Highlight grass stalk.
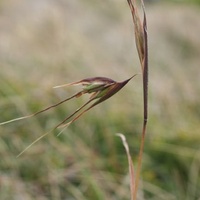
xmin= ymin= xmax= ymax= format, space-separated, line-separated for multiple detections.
xmin=126 ymin=0 xmax=148 ymax=199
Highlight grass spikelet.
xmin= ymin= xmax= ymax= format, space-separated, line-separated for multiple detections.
xmin=1 ymin=75 xmax=137 ymax=156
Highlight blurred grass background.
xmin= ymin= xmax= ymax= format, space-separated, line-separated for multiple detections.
xmin=0 ymin=0 xmax=200 ymax=199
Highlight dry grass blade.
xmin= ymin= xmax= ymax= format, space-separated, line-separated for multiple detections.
xmin=116 ymin=133 xmax=135 ymax=200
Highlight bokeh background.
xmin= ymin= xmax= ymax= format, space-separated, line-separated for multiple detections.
xmin=0 ymin=0 xmax=200 ymax=199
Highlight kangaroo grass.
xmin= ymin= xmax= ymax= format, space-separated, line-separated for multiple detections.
xmin=0 ymin=1 xmax=149 ymax=199
xmin=0 ymin=75 xmax=137 ymax=157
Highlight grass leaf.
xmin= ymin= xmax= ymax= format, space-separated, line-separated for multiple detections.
xmin=116 ymin=133 xmax=135 ymax=200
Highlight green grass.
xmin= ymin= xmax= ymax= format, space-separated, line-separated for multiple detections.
xmin=0 ymin=0 xmax=200 ymax=199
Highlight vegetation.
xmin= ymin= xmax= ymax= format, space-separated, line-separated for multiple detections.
xmin=0 ymin=0 xmax=200 ymax=199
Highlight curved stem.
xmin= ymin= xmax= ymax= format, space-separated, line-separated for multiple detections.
xmin=133 ymin=121 xmax=147 ymax=200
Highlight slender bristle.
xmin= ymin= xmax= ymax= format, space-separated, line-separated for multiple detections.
xmin=53 ymin=81 xmax=84 ymax=88
xmin=53 ymin=83 xmax=74 ymax=88
xmin=16 ymin=130 xmax=52 ymax=157
xmin=0 ymin=116 xmax=32 ymax=126
xmin=57 ymin=122 xmax=71 ymax=136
